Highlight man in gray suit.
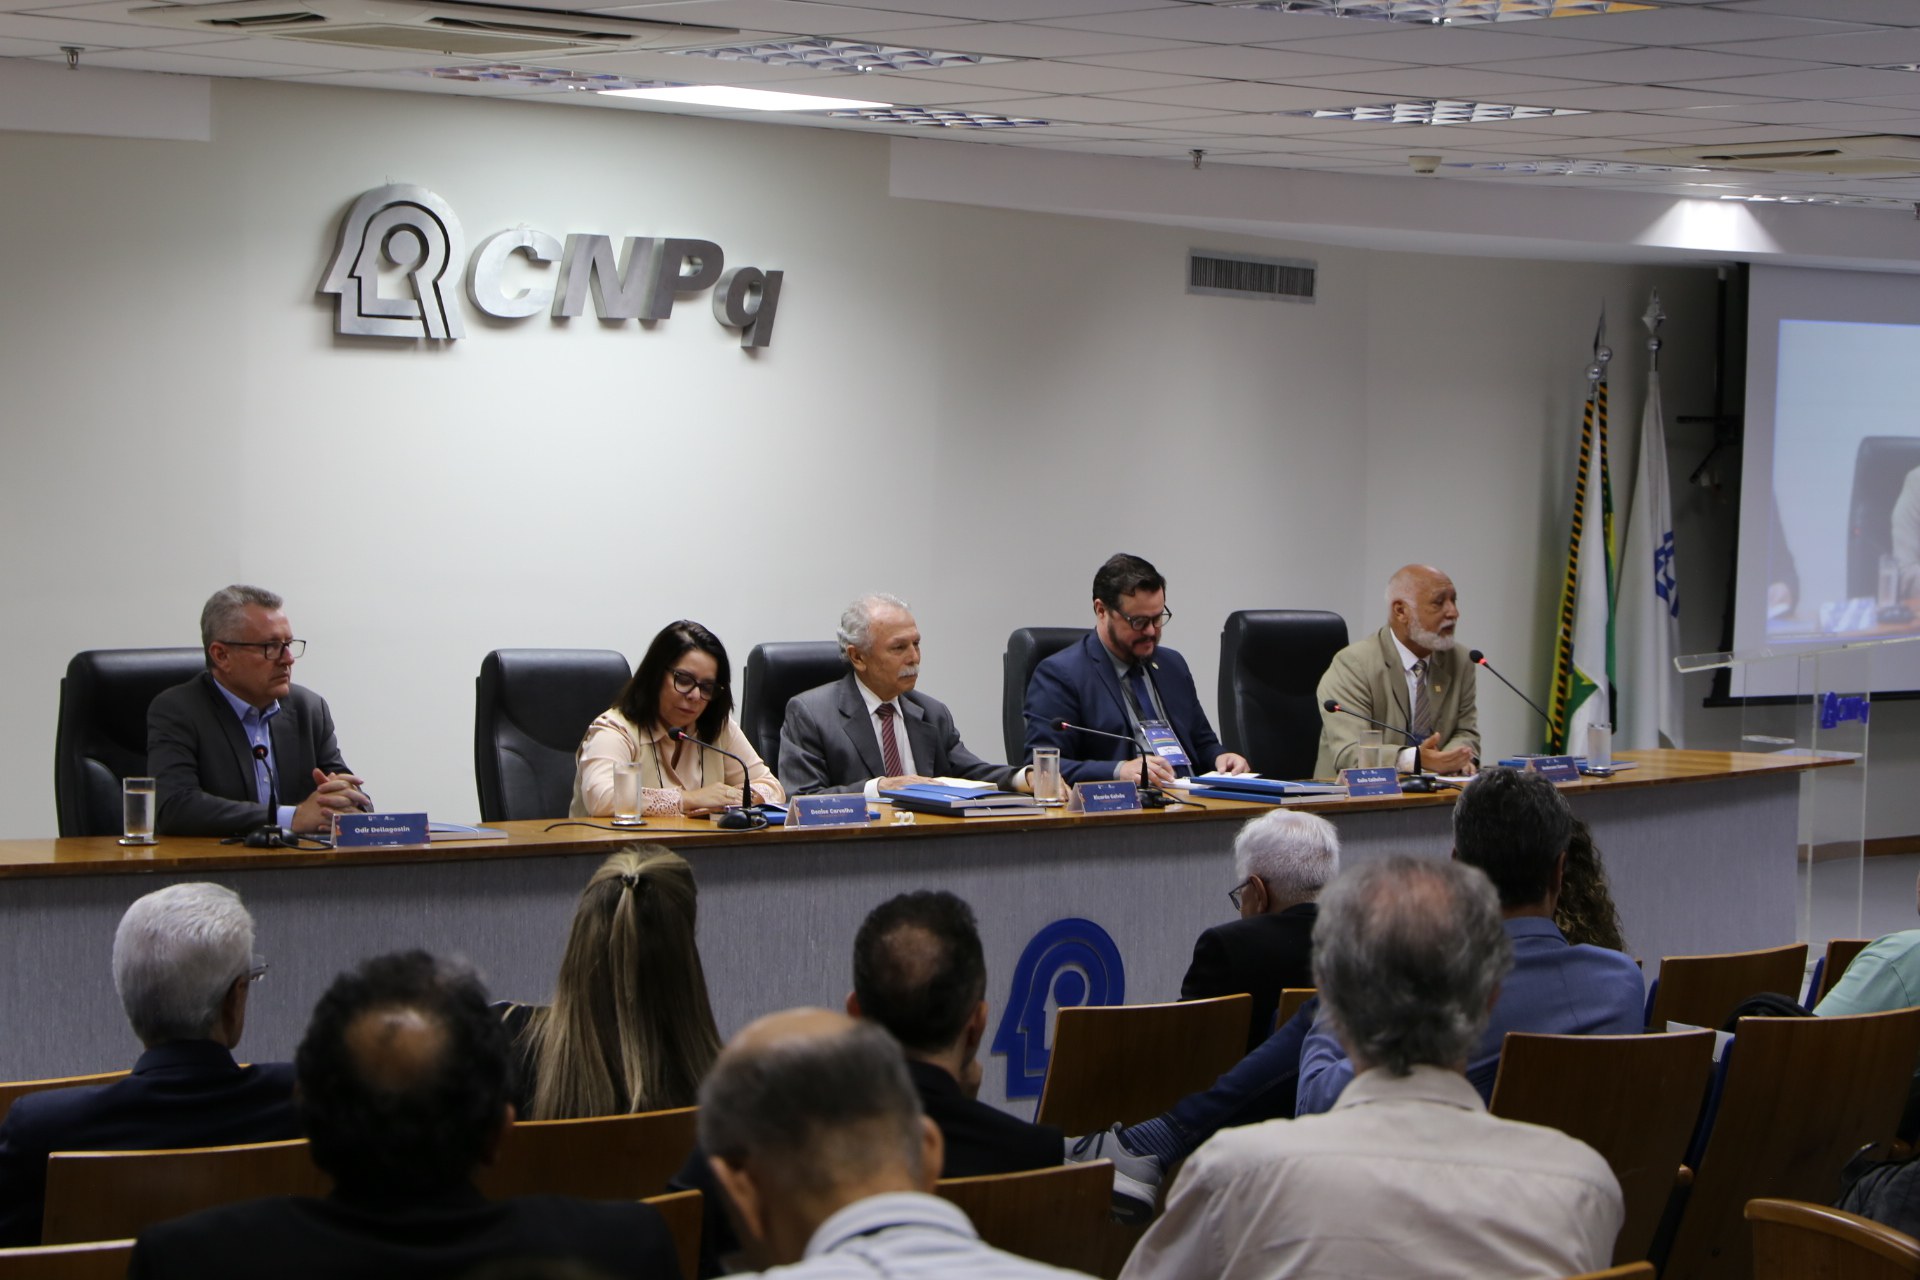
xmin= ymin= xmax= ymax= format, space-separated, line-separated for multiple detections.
xmin=147 ymin=584 xmax=370 ymax=837
xmin=1314 ymin=564 xmax=1478 ymax=778
xmin=779 ymin=594 xmax=1028 ymax=798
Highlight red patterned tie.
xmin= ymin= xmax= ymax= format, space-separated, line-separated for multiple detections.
xmin=877 ymin=703 xmax=903 ymax=776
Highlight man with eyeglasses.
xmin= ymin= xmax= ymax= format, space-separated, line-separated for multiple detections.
xmin=147 ymin=584 xmax=369 ymax=837
xmin=1023 ymin=553 xmax=1248 ymax=787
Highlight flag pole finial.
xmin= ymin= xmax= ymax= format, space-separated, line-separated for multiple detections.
xmin=1642 ymin=290 xmax=1665 ymax=370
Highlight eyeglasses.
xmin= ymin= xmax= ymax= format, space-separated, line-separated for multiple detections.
xmin=244 ymin=955 xmax=270 ymax=985
xmin=1113 ymin=608 xmax=1172 ymax=632
xmin=219 ymin=639 xmax=306 ymax=660
xmin=1227 ymin=877 xmax=1254 ymax=910
xmin=669 ymin=669 xmax=724 ymax=701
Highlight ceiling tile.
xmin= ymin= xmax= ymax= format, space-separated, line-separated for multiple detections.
xmin=838 ymin=21 xmax=1185 ymax=58
xmin=823 ymin=0 xmax=1170 ymax=20
xmin=49 ymin=42 xmax=329 ymax=73
xmin=1504 ymin=7 xmax=1880 ymax=43
xmin=1270 ymin=24 xmax=1627 ymax=63
xmin=1698 ymin=29 xmax=1920 ymax=66
xmin=585 ymin=0 xmax=970 ymax=37
xmin=1039 ymin=6 xmax=1358 ymax=45
xmin=1638 ymin=97 xmax=1920 ymax=126
xmin=1677 ymin=66 xmax=1920 ymax=99
xmin=1100 ymin=80 xmax=1390 ymax=112
xmin=896 ymin=58 xmax=1210 ymax=95
xmin=0 ymin=9 xmax=235 ymax=48
xmin=1279 ymin=68 xmax=1607 ymax=98
xmin=1475 ymin=46 xmax=1827 ymax=85
xmin=1065 ymin=43 xmax=1407 ymax=80
xmin=1507 ymin=84 xmax=1782 ymax=111
xmin=959 ymin=93 xmax=1224 ymax=125
xmin=1721 ymin=0 xmax=1920 ymax=26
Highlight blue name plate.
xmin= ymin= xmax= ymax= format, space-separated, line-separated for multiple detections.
xmin=1526 ymin=755 xmax=1581 ymax=783
xmin=333 ymin=812 xmax=429 ymax=848
xmin=1075 ymin=780 xmax=1142 ymax=813
xmin=1340 ymin=767 xmax=1402 ymax=797
xmin=788 ymin=795 xmax=873 ymax=828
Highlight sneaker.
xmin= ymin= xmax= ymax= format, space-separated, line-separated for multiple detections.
xmin=1065 ymin=1124 xmax=1164 ymax=1224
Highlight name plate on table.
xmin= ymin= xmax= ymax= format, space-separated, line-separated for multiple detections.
xmin=1525 ymin=755 xmax=1581 ymax=784
xmin=333 ymin=812 xmax=429 ymax=847
xmin=1340 ymin=767 xmax=1402 ymax=797
xmin=1071 ymin=781 xmax=1142 ymax=813
xmin=788 ymin=795 xmax=873 ymax=828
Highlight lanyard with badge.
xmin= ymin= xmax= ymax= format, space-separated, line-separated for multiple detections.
xmin=1121 ymin=664 xmax=1193 ymax=775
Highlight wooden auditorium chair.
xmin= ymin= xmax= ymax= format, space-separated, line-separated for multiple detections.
xmin=1035 ymin=994 xmax=1251 ymax=1133
xmin=642 ymin=1189 xmax=702 ymax=1280
xmin=40 ymin=1138 xmax=325 ymax=1245
xmin=1644 ymin=942 xmax=1808 ymax=1031
xmin=475 ymin=1106 xmax=699 ymax=1201
xmin=1747 ymin=1197 xmax=1920 ymax=1280
xmin=936 ymin=1161 xmax=1114 ymax=1276
xmin=0 ymin=1239 xmax=132 ymax=1280
xmin=0 ymin=1075 xmax=128 ymax=1130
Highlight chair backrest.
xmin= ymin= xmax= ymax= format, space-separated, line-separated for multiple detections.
xmin=642 ymin=1189 xmax=703 ymax=1280
xmin=936 ymin=1160 xmax=1114 ymax=1276
xmin=1748 ymin=1196 xmax=1920 ymax=1280
xmin=0 ymin=1239 xmax=133 ymax=1280
xmin=1274 ymin=988 xmax=1316 ymax=1035
xmin=41 ymin=1138 xmax=328 ymax=1245
xmin=1490 ymin=1030 xmax=1717 ymax=1266
xmin=1001 ymin=627 xmax=1089 ymax=763
xmin=53 ymin=648 xmax=205 ymax=837
xmin=1035 ymin=994 xmax=1252 ymax=1133
xmin=1848 ymin=436 xmax=1920 ymax=597
xmin=1659 ymin=1008 xmax=1920 ymax=1280
xmin=739 ymin=642 xmax=848 ymax=774
xmin=474 ymin=1106 xmax=699 ymax=1202
xmin=1216 ymin=609 xmax=1348 ymax=779
xmin=1818 ymin=938 xmax=1876 ymax=1006
xmin=0 ymin=1073 xmax=129 ymax=1130
xmin=1565 ymin=1266 xmax=1655 ymax=1280
xmin=1647 ymin=942 xmax=1808 ymax=1031
xmin=473 ymin=648 xmax=631 ymax=822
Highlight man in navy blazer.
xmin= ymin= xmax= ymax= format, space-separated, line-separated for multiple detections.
xmin=0 ymin=883 xmax=297 ymax=1246
xmin=1024 ymin=554 xmax=1249 ymax=786
xmin=146 ymin=584 xmax=370 ymax=837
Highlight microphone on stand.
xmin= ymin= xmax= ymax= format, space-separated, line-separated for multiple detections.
xmin=1050 ymin=719 xmax=1176 ymax=809
xmin=667 ymin=729 xmax=769 ymax=830
xmin=1467 ymin=650 xmax=1553 ymax=729
xmin=1320 ymin=700 xmax=1443 ymax=791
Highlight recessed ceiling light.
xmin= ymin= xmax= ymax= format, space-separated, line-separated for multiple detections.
xmin=1278 ymin=99 xmax=1588 ymax=124
xmin=1231 ymin=0 xmax=1653 ymax=23
xmin=675 ymin=38 xmax=1010 ymax=73
xmin=419 ymin=64 xmax=659 ymax=89
xmin=599 ymin=84 xmax=891 ymax=111
xmin=827 ymin=107 xmax=1051 ymax=129
xmin=1446 ymin=159 xmax=1708 ymax=175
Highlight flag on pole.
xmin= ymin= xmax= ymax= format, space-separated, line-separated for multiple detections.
xmin=1618 ymin=291 xmax=1683 ymax=748
xmin=1546 ymin=310 xmax=1616 ymax=755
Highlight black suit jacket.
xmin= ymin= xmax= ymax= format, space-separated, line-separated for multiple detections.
xmin=128 ymin=1184 xmax=678 ymax=1280
xmin=147 ymin=671 xmax=351 ymax=836
xmin=778 ymin=673 xmax=1017 ymax=796
xmin=0 ymin=1041 xmax=298 ymax=1247
xmin=1180 ymin=903 xmax=1319 ymax=1054
xmin=907 ymin=1059 xmax=1062 ymax=1178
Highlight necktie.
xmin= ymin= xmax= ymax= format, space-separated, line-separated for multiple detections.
xmin=1412 ymin=659 xmax=1432 ymax=740
xmin=1126 ymin=664 xmax=1153 ymax=717
xmin=876 ymin=703 xmax=903 ymax=776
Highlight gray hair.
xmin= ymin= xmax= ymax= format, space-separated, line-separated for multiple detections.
xmin=1313 ymin=857 xmax=1512 ymax=1077
xmin=1234 ymin=809 xmax=1339 ymax=902
xmin=836 ymin=593 xmax=911 ymax=654
xmin=112 ymin=883 xmax=255 ymax=1045
xmin=1384 ymin=565 xmax=1429 ymax=610
xmin=698 ymin=1019 xmax=924 ymax=1186
xmin=200 ymin=585 xmax=283 ymax=653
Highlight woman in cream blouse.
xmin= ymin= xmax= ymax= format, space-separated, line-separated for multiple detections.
xmin=572 ymin=620 xmax=783 ymax=818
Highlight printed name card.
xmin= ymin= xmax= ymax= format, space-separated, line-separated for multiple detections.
xmin=333 ymin=812 xmax=429 ymax=847
xmin=788 ymin=795 xmax=873 ymax=828
xmin=1526 ymin=755 xmax=1581 ymax=783
xmin=1072 ymin=781 xmax=1142 ymax=813
xmin=1339 ymin=767 xmax=1402 ymax=797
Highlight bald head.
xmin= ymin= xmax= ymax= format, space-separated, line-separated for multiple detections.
xmin=1386 ymin=564 xmax=1460 ymax=656
xmin=853 ymin=891 xmax=986 ymax=1054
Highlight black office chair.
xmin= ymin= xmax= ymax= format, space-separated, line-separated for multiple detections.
xmin=1846 ymin=436 xmax=1920 ymax=598
xmin=1217 ymin=610 xmax=1348 ymax=780
xmin=55 ymin=648 xmax=206 ymax=837
xmin=1001 ymin=627 xmax=1089 ymax=763
xmin=474 ymin=649 xmax=631 ymax=823
xmin=741 ymin=642 xmax=849 ymax=776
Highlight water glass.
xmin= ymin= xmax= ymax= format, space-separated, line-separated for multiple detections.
xmin=1031 ymin=748 xmax=1064 ymax=806
xmin=121 ymin=776 xmax=157 ymax=845
xmin=612 ymin=762 xmax=644 ymax=826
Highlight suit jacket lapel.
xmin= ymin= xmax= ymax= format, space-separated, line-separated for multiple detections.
xmin=200 ymin=673 xmax=263 ymax=800
xmin=1375 ymin=627 xmax=1412 ymax=728
xmin=1086 ymin=633 xmax=1131 ymax=724
xmin=900 ymin=696 xmax=940 ymax=777
xmin=270 ymin=696 xmax=302 ymax=800
xmin=835 ymin=675 xmax=887 ymax=778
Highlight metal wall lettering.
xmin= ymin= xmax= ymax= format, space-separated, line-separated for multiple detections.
xmin=468 ymin=228 xmax=562 ymax=319
xmin=320 ymin=184 xmax=467 ymax=340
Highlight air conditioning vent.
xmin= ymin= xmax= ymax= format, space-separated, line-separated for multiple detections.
xmin=1188 ymin=251 xmax=1316 ymax=303
xmin=1625 ymin=134 xmax=1920 ymax=177
xmin=127 ymin=0 xmax=736 ymax=57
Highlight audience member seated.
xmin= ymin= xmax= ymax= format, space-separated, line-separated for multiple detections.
xmin=1119 ymin=857 xmax=1623 ymax=1280
xmin=1296 ymin=766 xmax=1644 ymax=1113
xmin=1180 ymin=809 xmax=1338 ymax=1053
xmin=572 ymin=621 xmax=784 ymax=820
xmin=1555 ymin=817 xmax=1628 ymax=952
xmin=129 ymin=951 xmax=678 ymax=1280
xmin=1817 ymin=867 xmax=1920 ymax=1141
xmin=499 ymin=846 xmax=721 ymax=1119
xmin=0 ymin=882 xmax=297 ymax=1246
xmin=699 ymin=1008 xmax=1094 ymax=1278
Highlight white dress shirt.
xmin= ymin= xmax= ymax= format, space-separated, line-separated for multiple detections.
xmin=1389 ymin=629 xmax=1424 ymax=773
xmin=855 ymin=678 xmax=918 ymax=800
xmin=738 ymin=1192 xmax=1094 ymax=1279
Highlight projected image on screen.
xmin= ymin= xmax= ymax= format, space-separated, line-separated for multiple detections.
xmin=1769 ymin=320 xmax=1920 ymax=641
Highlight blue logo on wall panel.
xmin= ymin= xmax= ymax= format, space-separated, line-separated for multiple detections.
xmin=992 ymin=918 xmax=1125 ymax=1100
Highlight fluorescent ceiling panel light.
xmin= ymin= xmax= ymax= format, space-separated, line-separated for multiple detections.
xmin=1277 ymin=98 xmax=1588 ymax=124
xmin=675 ymin=38 xmax=1009 ymax=73
xmin=1230 ymin=0 xmax=1653 ymax=23
xmin=600 ymin=84 xmax=889 ymax=110
xmin=419 ymin=63 xmax=664 ymax=89
xmin=826 ymin=107 xmax=1050 ymax=128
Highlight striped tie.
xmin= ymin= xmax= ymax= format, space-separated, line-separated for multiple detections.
xmin=876 ymin=703 xmax=903 ymax=776
xmin=1412 ymin=660 xmax=1432 ymax=740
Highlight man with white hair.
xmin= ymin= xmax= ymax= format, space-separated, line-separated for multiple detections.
xmin=0 ymin=883 xmax=297 ymax=1246
xmin=1314 ymin=563 xmax=1479 ymax=777
xmin=1120 ymin=858 xmax=1622 ymax=1280
xmin=1182 ymin=809 xmax=1339 ymax=1054
xmin=779 ymin=594 xmax=1029 ymax=798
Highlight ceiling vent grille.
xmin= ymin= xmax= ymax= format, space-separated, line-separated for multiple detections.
xmin=1188 ymin=251 xmax=1316 ymax=303
xmin=1624 ymin=134 xmax=1920 ymax=177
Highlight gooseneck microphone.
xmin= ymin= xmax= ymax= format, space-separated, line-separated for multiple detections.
xmin=1050 ymin=719 xmax=1176 ymax=809
xmin=1320 ymin=699 xmax=1420 ymax=747
xmin=667 ymin=729 xmax=769 ymax=830
xmin=1467 ymin=650 xmax=1553 ymax=728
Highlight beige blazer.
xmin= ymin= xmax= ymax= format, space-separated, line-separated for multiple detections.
xmin=1313 ymin=626 xmax=1478 ymax=777
xmin=571 ymin=708 xmax=783 ymax=817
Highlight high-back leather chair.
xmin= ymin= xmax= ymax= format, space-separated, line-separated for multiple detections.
xmin=54 ymin=648 xmax=205 ymax=837
xmin=1217 ymin=610 xmax=1348 ymax=780
xmin=474 ymin=649 xmax=631 ymax=822
xmin=740 ymin=642 xmax=848 ymax=775
xmin=1847 ymin=436 xmax=1920 ymax=598
xmin=1001 ymin=627 xmax=1088 ymax=763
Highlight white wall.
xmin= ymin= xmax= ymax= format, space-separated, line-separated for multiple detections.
xmin=0 ymin=77 xmax=1734 ymax=837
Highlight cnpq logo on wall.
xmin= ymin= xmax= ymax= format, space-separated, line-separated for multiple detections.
xmin=318 ymin=184 xmax=784 ymax=349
